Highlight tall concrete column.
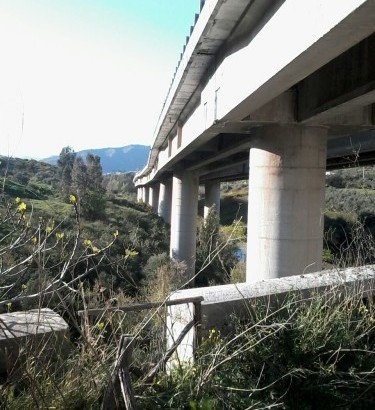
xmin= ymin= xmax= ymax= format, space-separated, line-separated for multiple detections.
xmin=246 ymin=125 xmax=327 ymax=282
xmin=170 ymin=171 xmax=199 ymax=278
xmin=148 ymin=185 xmax=159 ymax=212
xmin=143 ymin=186 xmax=149 ymax=204
xmin=204 ymin=181 xmax=221 ymax=219
xmin=137 ymin=188 xmax=142 ymax=202
xmin=148 ymin=187 xmax=154 ymax=207
xmin=158 ymin=179 xmax=172 ymax=223
xmin=151 ymin=185 xmax=159 ymax=213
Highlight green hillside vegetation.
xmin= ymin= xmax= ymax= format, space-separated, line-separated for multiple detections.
xmin=220 ymin=166 xmax=375 ymax=273
xmin=0 ymin=155 xmax=374 ymax=408
xmin=0 ymin=152 xmax=170 ymax=311
xmin=1 ymin=155 xmax=373 ymax=298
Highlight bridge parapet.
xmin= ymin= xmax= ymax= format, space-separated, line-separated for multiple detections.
xmin=167 ymin=265 xmax=375 ymax=367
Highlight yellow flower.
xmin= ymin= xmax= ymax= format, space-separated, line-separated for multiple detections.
xmin=96 ymin=322 xmax=105 ymax=331
xmin=69 ymin=194 xmax=76 ymax=204
xmin=17 ymin=202 xmax=26 ymax=212
xmin=15 ymin=197 xmax=21 ymax=204
xmin=83 ymin=239 xmax=92 ymax=247
xmin=21 ymin=284 xmax=27 ymax=291
xmin=208 ymin=328 xmax=218 ymax=340
xmin=92 ymin=246 xmax=99 ymax=254
xmin=55 ymin=232 xmax=64 ymax=241
xmin=46 ymin=226 xmax=52 ymax=234
xmin=113 ymin=230 xmax=119 ymax=238
xmin=31 ymin=237 xmax=37 ymax=244
xmin=125 ymin=249 xmax=138 ymax=258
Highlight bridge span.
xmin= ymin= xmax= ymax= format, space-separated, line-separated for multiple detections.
xmin=134 ymin=0 xmax=375 ymax=282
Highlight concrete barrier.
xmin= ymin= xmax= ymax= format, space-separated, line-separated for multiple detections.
xmin=167 ymin=265 xmax=375 ymax=366
xmin=0 ymin=308 xmax=71 ymax=378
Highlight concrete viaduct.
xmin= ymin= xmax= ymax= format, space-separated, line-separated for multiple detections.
xmin=134 ymin=0 xmax=375 ymax=282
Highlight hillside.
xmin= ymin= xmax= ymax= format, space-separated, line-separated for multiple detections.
xmin=2 ymin=154 xmax=374 ymax=272
xmin=0 ymin=154 xmax=170 ymax=308
xmin=1 ymin=158 xmax=374 ymax=409
xmin=43 ymin=144 xmax=150 ymax=173
xmin=220 ymin=166 xmax=375 ymax=269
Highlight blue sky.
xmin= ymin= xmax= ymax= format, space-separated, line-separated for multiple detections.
xmin=0 ymin=0 xmax=199 ymax=159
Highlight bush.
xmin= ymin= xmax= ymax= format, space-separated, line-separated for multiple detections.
xmin=195 ymin=208 xmax=244 ymax=287
xmin=324 ymin=215 xmax=375 ymax=268
xmin=137 ymin=287 xmax=375 ymax=409
xmin=141 ymin=253 xmax=188 ymax=301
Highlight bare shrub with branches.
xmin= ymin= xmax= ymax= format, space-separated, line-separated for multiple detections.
xmin=136 ymin=285 xmax=375 ymax=409
xmin=0 ymin=179 xmax=374 ymax=408
xmin=0 ymin=195 xmax=121 ymax=312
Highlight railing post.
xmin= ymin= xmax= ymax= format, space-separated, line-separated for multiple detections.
xmin=193 ymin=299 xmax=202 ymax=351
xmin=102 ymin=334 xmax=136 ymax=410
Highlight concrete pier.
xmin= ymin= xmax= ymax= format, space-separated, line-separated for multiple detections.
xmin=137 ymin=188 xmax=142 ymax=202
xmin=170 ymin=171 xmax=199 ymax=278
xmin=246 ymin=125 xmax=328 ymax=281
xmin=150 ymin=184 xmax=159 ymax=212
xmin=143 ymin=186 xmax=149 ymax=204
xmin=148 ymin=186 xmax=154 ymax=207
xmin=158 ymin=179 xmax=172 ymax=223
xmin=204 ymin=181 xmax=221 ymax=219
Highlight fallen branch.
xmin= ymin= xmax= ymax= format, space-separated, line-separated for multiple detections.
xmin=144 ymin=319 xmax=195 ymax=383
xmin=101 ymin=335 xmax=136 ymax=410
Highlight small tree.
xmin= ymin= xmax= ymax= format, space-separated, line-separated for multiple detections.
xmin=71 ymin=156 xmax=87 ymax=195
xmin=67 ymin=152 xmax=106 ymax=220
xmin=57 ymin=146 xmax=76 ymax=195
xmin=195 ymin=207 xmax=242 ymax=286
xmin=0 ymin=195 xmax=117 ymax=311
xmin=82 ymin=154 xmax=106 ymax=220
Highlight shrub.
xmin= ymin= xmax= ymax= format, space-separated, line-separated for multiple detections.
xmin=141 ymin=253 xmax=188 ymax=301
xmin=195 ymin=208 xmax=244 ymax=287
xmin=137 ymin=286 xmax=375 ymax=409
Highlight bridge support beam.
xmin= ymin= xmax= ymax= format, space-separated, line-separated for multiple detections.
xmin=137 ymin=188 xmax=142 ymax=202
xmin=158 ymin=179 xmax=172 ymax=224
xmin=148 ymin=187 xmax=154 ymax=207
xmin=170 ymin=171 xmax=199 ymax=279
xmin=204 ymin=181 xmax=221 ymax=219
xmin=149 ymin=185 xmax=159 ymax=212
xmin=246 ymin=125 xmax=327 ymax=282
xmin=143 ymin=186 xmax=149 ymax=204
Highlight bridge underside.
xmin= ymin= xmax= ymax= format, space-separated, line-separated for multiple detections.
xmin=152 ymin=32 xmax=375 ymax=184
xmin=135 ymin=0 xmax=375 ymax=282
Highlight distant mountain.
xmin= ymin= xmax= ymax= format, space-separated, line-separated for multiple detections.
xmin=43 ymin=144 xmax=150 ymax=173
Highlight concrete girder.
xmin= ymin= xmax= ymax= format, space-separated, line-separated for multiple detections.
xmin=135 ymin=0 xmax=375 ymax=187
xmin=297 ymin=33 xmax=375 ymax=122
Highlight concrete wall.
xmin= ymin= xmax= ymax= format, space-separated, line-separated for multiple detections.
xmin=0 ymin=308 xmax=71 ymax=377
xmin=167 ymin=265 xmax=375 ymax=366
